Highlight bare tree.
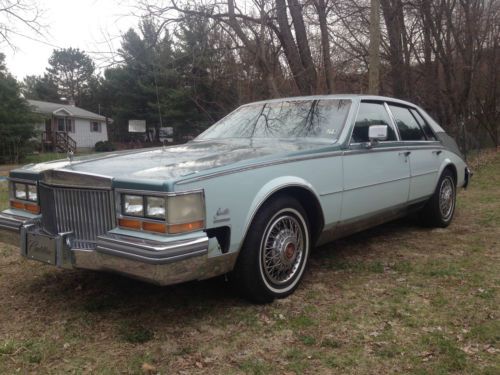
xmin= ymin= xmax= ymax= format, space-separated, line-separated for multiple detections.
xmin=0 ymin=0 xmax=44 ymax=49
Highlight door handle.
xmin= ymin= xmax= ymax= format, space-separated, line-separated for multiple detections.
xmin=399 ymin=151 xmax=411 ymax=157
xmin=433 ymin=150 xmax=442 ymax=155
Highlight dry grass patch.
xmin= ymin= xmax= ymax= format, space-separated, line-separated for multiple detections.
xmin=0 ymin=154 xmax=499 ymax=374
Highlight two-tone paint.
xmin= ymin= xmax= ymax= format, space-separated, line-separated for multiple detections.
xmin=0 ymin=95 xmax=469 ymax=286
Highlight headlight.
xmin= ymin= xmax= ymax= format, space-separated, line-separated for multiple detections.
xmin=123 ymin=195 xmax=144 ymax=216
xmin=10 ymin=181 xmax=40 ymax=213
xmin=13 ymin=182 xmax=37 ymax=202
xmin=27 ymin=185 xmax=38 ymax=201
xmin=119 ymin=191 xmax=204 ymax=234
xmin=14 ymin=183 xmax=27 ymax=200
xmin=146 ymin=196 xmax=166 ymax=219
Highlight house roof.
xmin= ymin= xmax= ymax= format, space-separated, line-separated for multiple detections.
xmin=27 ymin=99 xmax=107 ymax=121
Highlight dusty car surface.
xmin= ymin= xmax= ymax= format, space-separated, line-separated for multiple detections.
xmin=0 ymin=95 xmax=470 ymax=302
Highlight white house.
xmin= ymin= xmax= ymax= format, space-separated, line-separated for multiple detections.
xmin=28 ymin=99 xmax=110 ymax=151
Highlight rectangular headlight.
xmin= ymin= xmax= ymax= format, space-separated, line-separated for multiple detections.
xmin=123 ymin=194 xmax=144 ymax=216
xmin=146 ymin=196 xmax=166 ymax=219
xmin=14 ymin=183 xmax=27 ymax=200
xmin=27 ymin=185 xmax=38 ymax=201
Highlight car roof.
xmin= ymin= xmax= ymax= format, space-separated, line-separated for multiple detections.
xmin=241 ymin=94 xmax=446 ymax=133
xmin=244 ymin=94 xmax=418 ymax=108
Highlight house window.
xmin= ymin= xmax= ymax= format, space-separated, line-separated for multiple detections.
xmin=57 ymin=118 xmax=74 ymax=133
xmin=90 ymin=121 xmax=101 ymax=132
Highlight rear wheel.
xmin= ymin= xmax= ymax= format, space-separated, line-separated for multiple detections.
xmin=233 ymin=196 xmax=310 ymax=303
xmin=419 ymin=169 xmax=456 ymax=227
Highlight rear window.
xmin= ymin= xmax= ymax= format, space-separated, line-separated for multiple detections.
xmin=388 ymin=104 xmax=426 ymax=141
xmin=410 ymin=109 xmax=437 ymax=140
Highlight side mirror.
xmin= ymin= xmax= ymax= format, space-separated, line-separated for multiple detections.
xmin=367 ymin=125 xmax=388 ymax=146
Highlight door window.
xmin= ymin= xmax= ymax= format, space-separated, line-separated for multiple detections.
xmin=351 ymin=102 xmax=397 ymax=143
xmin=388 ymin=105 xmax=426 ymax=141
xmin=57 ymin=118 xmax=74 ymax=133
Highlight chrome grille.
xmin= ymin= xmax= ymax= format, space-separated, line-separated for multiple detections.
xmin=40 ymin=184 xmax=115 ymax=249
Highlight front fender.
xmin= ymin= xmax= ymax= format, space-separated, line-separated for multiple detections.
xmin=240 ymin=176 xmax=323 ymax=248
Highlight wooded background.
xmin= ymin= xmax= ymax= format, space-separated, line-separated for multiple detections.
xmin=1 ymin=0 xmax=499 ymax=162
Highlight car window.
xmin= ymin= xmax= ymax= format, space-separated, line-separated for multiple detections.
xmin=252 ymin=99 xmax=351 ymax=139
xmin=410 ymin=109 xmax=437 ymax=141
xmin=389 ymin=104 xmax=426 ymax=141
xmin=196 ymin=104 xmax=262 ymax=139
xmin=197 ymin=99 xmax=351 ymax=140
xmin=351 ymin=102 xmax=397 ymax=143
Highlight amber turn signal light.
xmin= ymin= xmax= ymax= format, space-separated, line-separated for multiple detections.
xmin=118 ymin=218 xmax=142 ymax=230
xmin=168 ymin=220 xmax=204 ymax=234
xmin=10 ymin=200 xmax=40 ymax=214
xmin=142 ymin=221 xmax=167 ymax=233
xmin=119 ymin=218 xmax=168 ymax=233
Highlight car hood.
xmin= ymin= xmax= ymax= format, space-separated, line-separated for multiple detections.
xmin=18 ymin=138 xmax=336 ymax=182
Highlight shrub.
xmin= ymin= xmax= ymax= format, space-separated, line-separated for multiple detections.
xmin=95 ymin=140 xmax=116 ymax=152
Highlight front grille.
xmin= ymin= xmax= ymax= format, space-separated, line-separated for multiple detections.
xmin=39 ymin=184 xmax=116 ymax=249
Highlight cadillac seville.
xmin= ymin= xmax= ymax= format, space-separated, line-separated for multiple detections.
xmin=0 ymin=95 xmax=471 ymax=303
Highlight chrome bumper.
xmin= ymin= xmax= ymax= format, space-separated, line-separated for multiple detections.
xmin=0 ymin=211 xmax=32 ymax=232
xmin=1 ymin=220 xmax=237 ymax=286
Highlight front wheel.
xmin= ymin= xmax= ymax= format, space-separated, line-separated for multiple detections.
xmin=419 ymin=169 xmax=457 ymax=227
xmin=233 ymin=196 xmax=310 ymax=303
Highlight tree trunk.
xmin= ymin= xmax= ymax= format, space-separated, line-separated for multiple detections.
xmin=316 ymin=0 xmax=335 ymax=93
xmin=380 ymin=0 xmax=406 ymax=98
xmin=275 ymin=0 xmax=313 ymax=95
xmin=287 ymin=0 xmax=317 ymax=92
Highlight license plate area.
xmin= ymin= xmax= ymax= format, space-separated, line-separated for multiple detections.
xmin=26 ymin=232 xmax=57 ymax=265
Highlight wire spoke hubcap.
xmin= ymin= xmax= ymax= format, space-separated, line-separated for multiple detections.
xmin=439 ymin=177 xmax=454 ymax=220
xmin=261 ymin=214 xmax=304 ymax=285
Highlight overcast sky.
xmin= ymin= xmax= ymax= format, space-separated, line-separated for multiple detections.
xmin=2 ymin=0 xmax=139 ymax=79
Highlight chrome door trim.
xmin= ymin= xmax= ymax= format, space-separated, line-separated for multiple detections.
xmin=344 ymin=145 xmax=444 ymax=156
xmin=384 ymin=102 xmax=402 ymax=140
xmin=342 ymin=176 xmax=409 ymax=193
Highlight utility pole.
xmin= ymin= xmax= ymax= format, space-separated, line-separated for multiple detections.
xmin=368 ymin=0 xmax=381 ymax=95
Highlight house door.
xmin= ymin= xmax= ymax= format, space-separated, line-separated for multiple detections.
xmin=45 ymin=118 xmax=52 ymax=135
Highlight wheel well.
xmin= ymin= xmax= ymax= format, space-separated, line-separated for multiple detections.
xmin=443 ymin=164 xmax=457 ymax=183
xmin=265 ymin=187 xmax=325 ymax=244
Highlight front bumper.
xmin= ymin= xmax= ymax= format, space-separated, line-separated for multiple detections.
xmin=0 ymin=215 xmax=236 ymax=285
xmin=0 ymin=211 xmax=33 ymax=231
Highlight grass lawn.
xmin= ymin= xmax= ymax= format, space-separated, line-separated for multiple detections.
xmin=0 ymin=182 xmax=7 ymax=211
xmin=0 ymin=154 xmax=498 ymax=374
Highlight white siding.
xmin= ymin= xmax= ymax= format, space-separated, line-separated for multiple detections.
xmin=72 ymin=118 xmax=108 ymax=148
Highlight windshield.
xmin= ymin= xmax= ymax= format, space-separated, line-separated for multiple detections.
xmin=196 ymin=99 xmax=351 ymax=141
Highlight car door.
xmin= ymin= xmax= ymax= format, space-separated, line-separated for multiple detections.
xmin=386 ymin=104 xmax=442 ymax=202
xmin=341 ymin=101 xmax=411 ymax=222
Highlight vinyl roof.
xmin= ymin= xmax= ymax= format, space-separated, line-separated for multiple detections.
xmin=27 ymin=99 xmax=107 ymax=121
